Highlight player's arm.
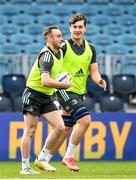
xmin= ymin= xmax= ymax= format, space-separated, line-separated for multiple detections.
xmin=38 ymin=51 xmax=71 ymax=89
xmin=89 ymin=44 xmax=106 ymax=89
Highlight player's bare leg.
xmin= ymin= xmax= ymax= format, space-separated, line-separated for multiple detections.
xmin=35 ymin=111 xmax=65 ymax=172
xmin=21 ymin=113 xmax=40 ymax=174
xmin=62 ymin=115 xmax=91 ymax=171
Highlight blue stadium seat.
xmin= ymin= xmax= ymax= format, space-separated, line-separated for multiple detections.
xmin=92 ymin=15 xmax=111 ymax=26
xmin=91 ymin=34 xmax=112 ymax=46
xmin=39 ymin=15 xmax=60 ymax=26
xmin=2 ymin=74 xmax=26 ymax=96
xmin=0 ymin=0 xmax=5 ymax=4
xmin=112 ymin=0 xmax=135 ymax=5
xmin=0 ymin=15 xmax=6 ymax=24
xmin=119 ymin=35 xmax=136 ymax=46
xmin=1 ymin=5 xmax=19 ymax=16
xmin=10 ymin=0 xmax=32 ymax=4
xmin=84 ymin=94 xmax=95 ymax=112
xmin=26 ymin=44 xmax=42 ymax=54
xmin=53 ymin=5 xmax=71 ymax=16
xmin=87 ymin=0 xmax=109 ymax=4
xmin=0 ymin=35 xmax=6 ymax=44
xmin=36 ymin=0 xmax=58 ymax=4
xmin=86 ymin=25 xmax=99 ymax=35
xmin=1 ymin=24 xmax=18 ymax=35
xmin=78 ymin=5 xmax=99 ymax=16
xmin=12 ymin=95 xmax=22 ymax=112
xmin=86 ymin=74 xmax=110 ymax=101
xmin=0 ymin=94 xmax=12 ymax=112
xmin=13 ymin=15 xmax=31 ymax=26
xmin=59 ymin=24 xmax=69 ymax=36
xmin=11 ymin=34 xmax=33 ymax=45
xmin=119 ymin=16 xmax=135 ymax=26
xmin=131 ymin=25 xmax=136 ymax=35
xmin=121 ymin=57 xmax=136 ymax=75
xmin=62 ymin=0 xmax=84 ymax=4
xmin=107 ymin=45 xmax=128 ymax=55
xmin=105 ymin=6 xmax=123 ymax=17
xmin=99 ymin=94 xmax=124 ymax=112
xmin=26 ymin=5 xmax=44 ymax=16
xmin=1 ymin=44 xmax=19 ymax=54
xmin=112 ymin=74 xmax=136 ymax=99
xmin=26 ymin=24 xmax=43 ymax=35
xmin=105 ymin=25 xmax=124 ymax=36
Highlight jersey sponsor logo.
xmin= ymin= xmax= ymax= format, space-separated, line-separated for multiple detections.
xmin=74 ymin=68 xmax=84 ymax=77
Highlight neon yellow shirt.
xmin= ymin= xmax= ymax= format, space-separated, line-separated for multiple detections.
xmin=27 ymin=47 xmax=63 ymax=95
xmin=61 ymin=40 xmax=93 ymax=94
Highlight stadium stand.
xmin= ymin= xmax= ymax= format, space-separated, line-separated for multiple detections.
xmin=0 ymin=94 xmax=12 ymax=112
xmin=86 ymin=74 xmax=110 ymax=101
xmin=0 ymin=0 xmax=136 ymax=112
xmin=84 ymin=94 xmax=95 ymax=112
xmin=99 ymin=94 xmax=124 ymax=112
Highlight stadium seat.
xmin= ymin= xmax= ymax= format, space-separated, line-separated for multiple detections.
xmin=92 ymin=15 xmax=111 ymax=26
xmin=13 ymin=15 xmax=31 ymax=26
xmin=36 ymin=0 xmax=58 ymax=4
xmin=99 ymin=94 xmax=124 ymax=112
xmin=84 ymin=94 xmax=95 ymax=112
xmin=105 ymin=6 xmax=123 ymax=17
xmin=26 ymin=24 xmax=43 ymax=35
xmin=11 ymin=34 xmax=33 ymax=45
xmin=119 ymin=16 xmax=135 ymax=26
xmin=121 ymin=57 xmax=136 ymax=75
xmin=112 ymin=0 xmax=135 ymax=5
xmin=0 ymin=0 xmax=5 ymax=4
xmin=77 ymin=5 xmax=99 ymax=16
xmin=105 ymin=25 xmax=124 ymax=36
xmin=59 ymin=24 xmax=69 ymax=36
xmin=53 ymin=5 xmax=71 ymax=16
xmin=86 ymin=25 xmax=99 ymax=36
xmin=0 ymin=15 xmax=6 ymax=24
xmin=87 ymin=0 xmax=109 ymax=4
xmin=1 ymin=5 xmax=19 ymax=16
xmin=107 ymin=45 xmax=128 ymax=55
xmin=112 ymin=74 xmax=136 ymax=96
xmin=91 ymin=34 xmax=112 ymax=46
xmin=0 ymin=35 xmax=6 ymax=44
xmin=39 ymin=15 xmax=60 ymax=26
xmin=10 ymin=0 xmax=32 ymax=4
xmin=86 ymin=74 xmax=110 ymax=101
xmin=12 ymin=95 xmax=22 ymax=112
xmin=1 ymin=44 xmax=19 ymax=54
xmin=1 ymin=24 xmax=18 ymax=35
xmin=119 ymin=35 xmax=136 ymax=46
xmin=0 ymin=94 xmax=12 ymax=112
xmin=62 ymin=0 xmax=84 ymax=4
xmin=26 ymin=5 xmax=44 ymax=16
xmin=26 ymin=44 xmax=42 ymax=54
xmin=2 ymin=74 xmax=26 ymax=96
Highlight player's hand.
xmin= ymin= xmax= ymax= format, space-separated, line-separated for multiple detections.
xmin=63 ymin=76 xmax=72 ymax=88
xmin=98 ymin=79 xmax=107 ymax=91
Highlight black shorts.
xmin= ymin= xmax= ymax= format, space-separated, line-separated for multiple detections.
xmin=56 ymin=90 xmax=84 ymax=113
xmin=22 ymin=87 xmax=58 ymax=116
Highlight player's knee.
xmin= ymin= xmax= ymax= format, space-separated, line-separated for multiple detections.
xmin=78 ymin=116 xmax=91 ymax=129
xmin=28 ymin=124 xmax=37 ymax=138
xmin=55 ymin=124 xmax=65 ymax=136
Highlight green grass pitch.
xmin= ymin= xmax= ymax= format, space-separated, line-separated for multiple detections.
xmin=0 ymin=161 xmax=136 ymax=179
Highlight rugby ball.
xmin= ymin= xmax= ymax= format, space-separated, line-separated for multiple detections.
xmin=55 ymin=72 xmax=71 ymax=82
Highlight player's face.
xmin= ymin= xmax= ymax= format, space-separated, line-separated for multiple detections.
xmin=70 ymin=20 xmax=86 ymax=40
xmin=51 ymin=29 xmax=63 ymax=49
